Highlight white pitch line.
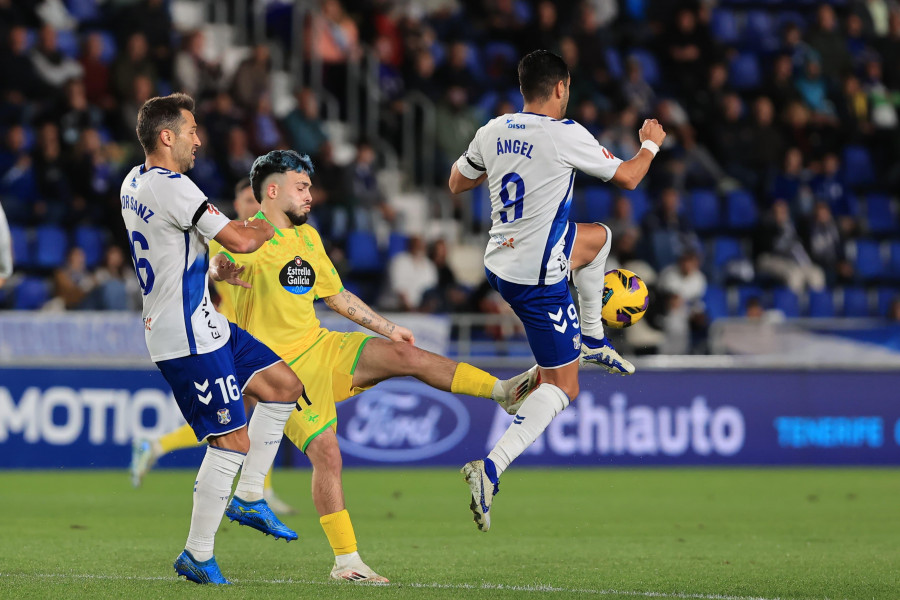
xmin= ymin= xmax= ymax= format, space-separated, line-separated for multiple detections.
xmin=0 ymin=572 xmax=844 ymax=600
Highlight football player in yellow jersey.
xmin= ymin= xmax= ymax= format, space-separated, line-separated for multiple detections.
xmin=130 ymin=179 xmax=298 ymax=514
xmin=206 ymin=150 xmax=537 ymax=583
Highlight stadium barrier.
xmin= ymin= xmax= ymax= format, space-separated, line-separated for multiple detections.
xmin=2 ymin=366 xmax=898 ymax=468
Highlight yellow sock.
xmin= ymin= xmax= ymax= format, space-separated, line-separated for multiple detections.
xmin=320 ymin=509 xmax=358 ymax=556
xmin=158 ymin=424 xmax=202 ymax=454
xmin=451 ymin=363 xmax=498 ymax=399
xmin=264 ymin=468 xmax=274 ymax=492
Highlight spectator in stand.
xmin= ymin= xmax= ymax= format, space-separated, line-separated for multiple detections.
xmin=404 ymin=50 xmax=441 ymax=103
xmin=781 ymin=23 xmax=817 ymax=74
xmin=307 ymin=0 xmax=359 ymax=97
xmin=174 ymin=30 xmax=222 ymax=101
xmin=0 ymin=125 xmax=36 ymax=220
xmin=203 ymin=91 xmax=242 ymax=164
xmin=755 ymin=199 xmax=826 ymax=295
xmin=230 ymin=44 xmax=271 ymax=112
xmin=811 ymin=152 xmax=855 ymax=231
xmin=54 ymin=78 xmax=104 ymax=149
xmin=435 ymin=41 xmax=481 ymax=101
xmin=79 ymin=33 xmax=114 ymax=110
xmin=690 ymin=62 xmax=730 ymax=145
xmin=30 ymin=24 xmax=83 ymax=91
xmin=421 ymin=239 xmax=469 ymax=314
xmin=805 ymin=4 xmax=852 ymax=84
xmin=795 ymin=58 xmax=836 ymax=119
xmin=386 ymin=235 xmax=437 ymax=312
xmin=663 ymin=6 xmax=714 ymax=98
xmin=52 ymin=247 xmax=96 ymax=310
xmin=309 ymin=141 xmax=351 ymax=241
xmin=132 ymin=0 xmax=173 ymax=80
xmin=223 ymin=126 xmax=255 ymax=190
xmin=110 ymin=32 xmax=156 ymax=102
xmin=877 ymin=12 xmax=900 ymax=89
xmin=247 ymin=94 xmax=285 ymax=155
xmin=67 ymin=128 xmax=114 ymax=226
xmin=1 ymin=26 xmax=44 ymax=108
xmin=656 ymin=249 xmax=707 ymax=354
xmin=746 ymin=96 xmax=786 ymax=194
xmin=93 ymin=245 xmax=140 ymax=310
xmin=607 ymin=193 xmax=639 ymax=246
xmin=435 ymin=85 xmax=482 ymax=166
xmin=713 ymin=93 xmax=756 ymax=190
xmin=642 ymin=187 xmax=700 ymax=263
xmin=118 ymin=74 xmax=154 ymax=142
xmin=764 ymin=54 xmax=801 ymax=116
xmin=836 ymin=74 xmax=872 ymax=142
xmin=32 ymin=122 xmax=71 ymax=224
xmin=771 ymin=147 xmax=814 ymax=215
xmin=282 ymin=88 xmax=328 ymax=159
xmin=348 ymin=140 xmax=395 ymax=232
xmin=845 ymin=13 xmax=870 ymax=66
xmin=622 ymin=56 xmax=656 ymax=117
xmin=526 ymin=1 xmax=562 ymax=56
xmin=804 ymin=201 xmax=852 ymax=287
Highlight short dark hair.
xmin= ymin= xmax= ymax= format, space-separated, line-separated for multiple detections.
xmin=135 ymin=93 xmax=195 ymax=154
xmin=234 ymin=177 xmax=251 ymax=197
xmin=249 ymin=150 xmax=315 ymax=202
xmin=518 ymin=50 xmax=570 ymax=103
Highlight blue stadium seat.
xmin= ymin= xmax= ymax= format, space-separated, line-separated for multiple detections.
xmin=55 ymin=30 xmax=79 ymax=58
xmin=650 ymin=231 xmax=678 ymax=269
xmin=711 ymin=236 xmax=744 ymax=269
xmin=582 ymin=186 xmax=612 ymax=222
xmin=471 ymin=185 xmax=491 ymax=227
xmin=865 ymin=194 xmax=897 ymax=235
xmin=772 ymin=287 xmax=800 ymax=318
xmin=729 ymin=53 xmax=762 ymax=90
xmin=703 ymin=285 xmax=729 ymax=321
xmin=66 ymin=0 xmax=100 ymax=21
xmin=74 ymin=225 xmax=105 ymax=269
xmin=737 ymin=284 xmax=763 ymax=315
xmin=14 ymin=276 xmax=49 ymax=310
xmin=725 ymin=190 xmax=758 ymax=230
xmin=877 ymin=287 xmax=899 ymax=318
xmin=621 ymin=188 xmax=649 ymax=222
xmin=484 ymin=42 xmax=518 ymax=67
xmin=346 ymin=231 xmax=383 ymax=273
xmin=628 ymin=49 xmax=660 ymax=86
xmin=853 ymin=239 xmax=884 ymax=281
xmin=605 ymin=47 xmax=623 ymax=79
xmin=34 ymin=225 xmax=69 ymax=269
xmin=888 ymin=241 xmax=900 ymax=280
xmin=476 ymin=91 xmax=499 ymax=116
xmin=842 ymin=145 xmax=875 ymax=189
xmin=743 ymin=10 xmax=779 ymax=51
xmin=387 ymin=232 xmax=408 ymax=259
xmin=96 ymin=31 xmax=117 ymax=64
xmin=9 ymin=225 xmax=30 ymax=270
xmin=710 ymin=9 xmax=740 ymax=44
xmin=688 ymin=189 xmax=720 ymax=232
xmin=807 ymin=290 xmax=836 ymax=318
xmin=842 ymin=287 xmax=871 ymax=317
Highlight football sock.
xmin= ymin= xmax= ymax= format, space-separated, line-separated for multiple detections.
xmin=320 ymin=509 xmax=358 ymax=556
xmin=263 ymin=467 xmax=274 ymax=492
xmin=159 ymin=423 xmax=203 ymax=454
xmin=185 ymin=446 xmax=244 ymax=562
xmin=234 ymin=401 xmax=294 ymax=502
xmin=572 ymin=223 xmax=612 ymax=340
xmin=487 ymin=383 xmax=570 ymax=476
xmin=451 ymin=363 xmax=499 ymax=399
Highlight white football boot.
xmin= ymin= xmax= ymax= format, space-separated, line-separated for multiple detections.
xmin=493 ymin=364 xmax=540 ymax=415
xmin=330 ymin=552 xmax=389 ymax=584
xmin=461 ymin=459 xmax=499 ymax=532
xmin=579 ymin=334 xmax=635 ymax=375
xmin=130 ymin=439 xmax=160 ymax=488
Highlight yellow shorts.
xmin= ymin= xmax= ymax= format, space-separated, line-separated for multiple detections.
xmin=282 ymin=330 xmax=373 ymax=452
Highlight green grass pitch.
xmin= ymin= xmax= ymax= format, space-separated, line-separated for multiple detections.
xmin=0 ymin=467 xmax=897 ymax=599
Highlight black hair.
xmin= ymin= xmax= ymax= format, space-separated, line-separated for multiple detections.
xmin=518 ymin=49 xmax=570 ymax=103
xmin=135 ymin=93 xmax=195 ymax=154
xmin=249 ymin=150 xmax=315 ymax=202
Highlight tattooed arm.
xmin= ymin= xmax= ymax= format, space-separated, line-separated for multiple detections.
xmin=322 ymin=289 xmax=415 ymax=344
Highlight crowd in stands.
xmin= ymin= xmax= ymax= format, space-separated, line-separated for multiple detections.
xmin=1 ymin=0 xmax=899 ymax=355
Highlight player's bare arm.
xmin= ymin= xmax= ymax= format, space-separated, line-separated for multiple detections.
xmin=610 ymin=118 xmax=667 ymax=190
xmin=209 ymin=252 xmax=250 ymax=288
xmin=322 ymin=289 xmax=415 ymax=344
xmin=213 ymin=218 xmax=274 ymax=254
xmin=448 ymin=165 xmax=487 ymax=194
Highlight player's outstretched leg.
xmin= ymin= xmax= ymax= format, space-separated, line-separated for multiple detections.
xmin=131 ymin=424 xmax=203 ymax=487
xmin=174 ymin=550 xmax=231 ymax=585
xmin=571 ymin=223 xmax=634 ymax=375
xmin=494 ymin=364 xmax=540 ymax=415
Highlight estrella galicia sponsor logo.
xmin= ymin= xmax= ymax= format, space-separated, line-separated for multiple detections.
xmin=336 ymin=380 xmax=470 ymax=462
xmin=279 ymin=256 xmax=315 ymax=294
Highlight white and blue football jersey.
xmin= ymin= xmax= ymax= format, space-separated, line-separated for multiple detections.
xmin=456 ymin=112 xmax=623 ymax=285
xmin=120 ymin=165 xmax=231 ymax=362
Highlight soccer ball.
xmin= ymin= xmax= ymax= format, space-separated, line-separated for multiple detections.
xmin=600 ymin=269 xmax=649 ymax=329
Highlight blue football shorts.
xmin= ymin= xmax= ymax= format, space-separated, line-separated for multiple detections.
xmin=156 ymin=322 xmax=282 ymax=442
xmin=486 ymin=224 xmax=581 ymax=369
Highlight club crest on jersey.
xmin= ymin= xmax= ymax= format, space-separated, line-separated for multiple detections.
xmin=279 ymin=256 xmax=316 ymax=295
xmin=217 ymin=409 xmax=231 ymax=425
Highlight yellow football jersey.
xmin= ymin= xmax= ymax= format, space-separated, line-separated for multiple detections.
xmin=209 ymin=211 xmax=343 ymax=362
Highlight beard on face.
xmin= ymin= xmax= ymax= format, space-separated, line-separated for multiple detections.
xmin=286 ymin=208 xmax=308 ymax=226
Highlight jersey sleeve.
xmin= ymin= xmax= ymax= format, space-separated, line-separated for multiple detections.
xmin=309 ymin=229 xmax=343 ymax=299
xmin=455 ymin=123 xmax=488 ymax=180
xmin=556 ymin=122 xmax=624 ymax=182
xmin=161 ymin=176 xmax=230 ymax=239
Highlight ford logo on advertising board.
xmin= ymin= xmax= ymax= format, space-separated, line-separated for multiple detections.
xmin=336 ymin=380 xmax=470 ymax=462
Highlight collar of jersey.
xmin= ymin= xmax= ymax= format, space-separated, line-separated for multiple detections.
xmin=139 ymin=164 xmax=177 ymax=175
xmin=253 ymin=210 xmax=302 ymax=238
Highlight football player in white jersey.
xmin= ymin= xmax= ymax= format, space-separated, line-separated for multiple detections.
xmin=449 ymin=50 xmax=666 ymax=532
xmin=121 ymin=93 xmax=305 ymax=583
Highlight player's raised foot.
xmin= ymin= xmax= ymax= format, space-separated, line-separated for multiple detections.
xmin=130 ymin=439 xmax=159 ymax=488
xmin=225 ymin=496 xmax=298 ymax=541
xmin=263 ymin=486 xmax=298 ymax=516
xmin=493 ymin=365 xmax=540 ymax=415
xmin=173 ymin=550 xmax=231 ymax=585
xmin=330 ymin=552 xmax=389 ymax=584
xmin=579 ymin=334 xmax=635 ymax=375
xmin=461 ymin=458 xmax=499 ymax=532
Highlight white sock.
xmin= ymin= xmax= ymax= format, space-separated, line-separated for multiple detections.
xmin=234 ymin=401 xmax=295 ymax=502
xmin=487 ymin=383 xmax=570 ymax=476
xmin=335 ymin=551 xmax=361 ymax=568
xmin=185 ymin=446 xmax=244 ymax=562
xmin=572 ymin=223 xmax=612 ymax=340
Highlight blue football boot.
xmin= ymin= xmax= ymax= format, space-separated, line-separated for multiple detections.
xmin=173 ymin=550 xmax=231 ymax=585
xmin=225 ymin=496 xmax=298 ymax=541
xmin=579 ymin=334 xmax=635 ymax=375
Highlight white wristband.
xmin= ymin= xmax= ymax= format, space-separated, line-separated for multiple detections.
xmin=641 ymin=140 xmax=660 ymax=157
